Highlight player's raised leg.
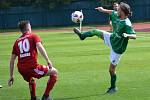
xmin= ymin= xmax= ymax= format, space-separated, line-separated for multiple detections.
xmin=42 ymin=67 xmax=58 ymax=100
xmin=73 ymin=28 xmax=104 ymax=40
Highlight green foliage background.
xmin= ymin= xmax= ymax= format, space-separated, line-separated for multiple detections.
xmin=0 ymin=0 xmax=120 ymax=9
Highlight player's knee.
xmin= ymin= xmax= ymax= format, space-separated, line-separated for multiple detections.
xmin=109 ymin=69 xmax=114 ymax=74
xmin=29 ymin=78 xmax=35 ymax=84
xmin=109 ymin=70 xmax=116 ymax=76
xmin=54 ymin=68 xmax=58 ymax=75
xmin=109 ymin=64 xmax=116 ymax=75
xmin=51 ymin=68 xmax=58 ymax=76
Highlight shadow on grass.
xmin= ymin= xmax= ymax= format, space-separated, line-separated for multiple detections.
xmin=55 ymin=92 xmax=107 ymax=100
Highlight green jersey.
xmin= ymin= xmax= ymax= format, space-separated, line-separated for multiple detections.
xmin=109 ymin=10 xmax=119 ymax=32
xmin=110 ymin=12 xmax=136 ymax=54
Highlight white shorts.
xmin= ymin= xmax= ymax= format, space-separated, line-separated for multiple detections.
xmin=102 ymin=30 xmax=122 ymax=65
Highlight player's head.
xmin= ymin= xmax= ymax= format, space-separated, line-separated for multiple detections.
xmin=118 ymin=2 xmax=132 ymax=17
xmin=113 ymin=2 xmax=119 ymax=11
xmin=18 ymin=20 xmax=31 ymax=34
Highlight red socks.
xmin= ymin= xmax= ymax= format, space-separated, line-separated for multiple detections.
xmin=29 ymin=79 xmax=36 ymax=98
xmin=28 ymin=75 xmax=57 ymax=98
xmin=44 ymin=75 xmax=57 ymax=96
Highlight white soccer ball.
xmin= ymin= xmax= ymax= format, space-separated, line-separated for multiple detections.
xmin=71 ymin=11 xmax=84 ymax=23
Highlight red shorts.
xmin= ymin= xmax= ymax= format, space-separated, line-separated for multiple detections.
xmin=18 ymin=64 xmax=49 ymax=82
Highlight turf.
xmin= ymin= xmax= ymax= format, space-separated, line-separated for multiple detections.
xmin=0 ymin=31 xmax=150 ymax=100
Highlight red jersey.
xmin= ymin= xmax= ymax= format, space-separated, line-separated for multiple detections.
xmin=12 ymin=32 xmax=41 ymax=70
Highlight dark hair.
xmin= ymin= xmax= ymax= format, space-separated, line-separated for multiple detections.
xmin=18 ymin=20 xmax=30 ymax=32
xmin=120 ymin=2 xmax=132 ymax=16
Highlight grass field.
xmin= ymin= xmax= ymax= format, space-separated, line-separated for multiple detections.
xmin=0 ymin=30 xmax=150 ymax=100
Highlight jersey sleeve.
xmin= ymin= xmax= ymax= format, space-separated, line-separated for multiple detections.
xmin=125 ymin=25 xmax=136 ymax=35
xmin=110 ymin=10 xmax=118 ymax=20
xmin=32 ymin=34 xmax=42 ymax=43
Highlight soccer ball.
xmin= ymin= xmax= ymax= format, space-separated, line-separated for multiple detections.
xmin=71 ymin=11 xmax=84 ymax=23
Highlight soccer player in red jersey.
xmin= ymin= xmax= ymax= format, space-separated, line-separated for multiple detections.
xmin=8 ymin=20 xmax=58 ymax=100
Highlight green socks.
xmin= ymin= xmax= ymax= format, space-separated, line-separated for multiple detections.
xmin=81 ymin=29 xmax=103 ymax=39
xmin=111 ymin=74 xmax=117 ymax=88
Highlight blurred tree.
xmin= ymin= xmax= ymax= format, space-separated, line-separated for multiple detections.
xmin=0 ymin=0 xmax=126 ymax=9
xmin=0 ymin=0 xmax=78 ymax=9
xmin=0 ymin=0 xmax=11 ymax=9
xmin=100 ymin=0 xmax=120 ymax=9
xmin=34 ymin=0 xmax=77 ymax=9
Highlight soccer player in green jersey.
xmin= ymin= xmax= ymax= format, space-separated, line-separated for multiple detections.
xmin=73 ymin=2 xmax=136 ymax=93
xmin=109 ymin=2 xmax=119 ymax=31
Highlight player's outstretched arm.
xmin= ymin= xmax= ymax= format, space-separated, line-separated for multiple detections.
xmin=36 ymin=42 xmax=53 ymax=68
xmin=95 ymin=7 xmax=113 ymax=14
xmin=8 ymin=54 xmax=17 ymax=86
